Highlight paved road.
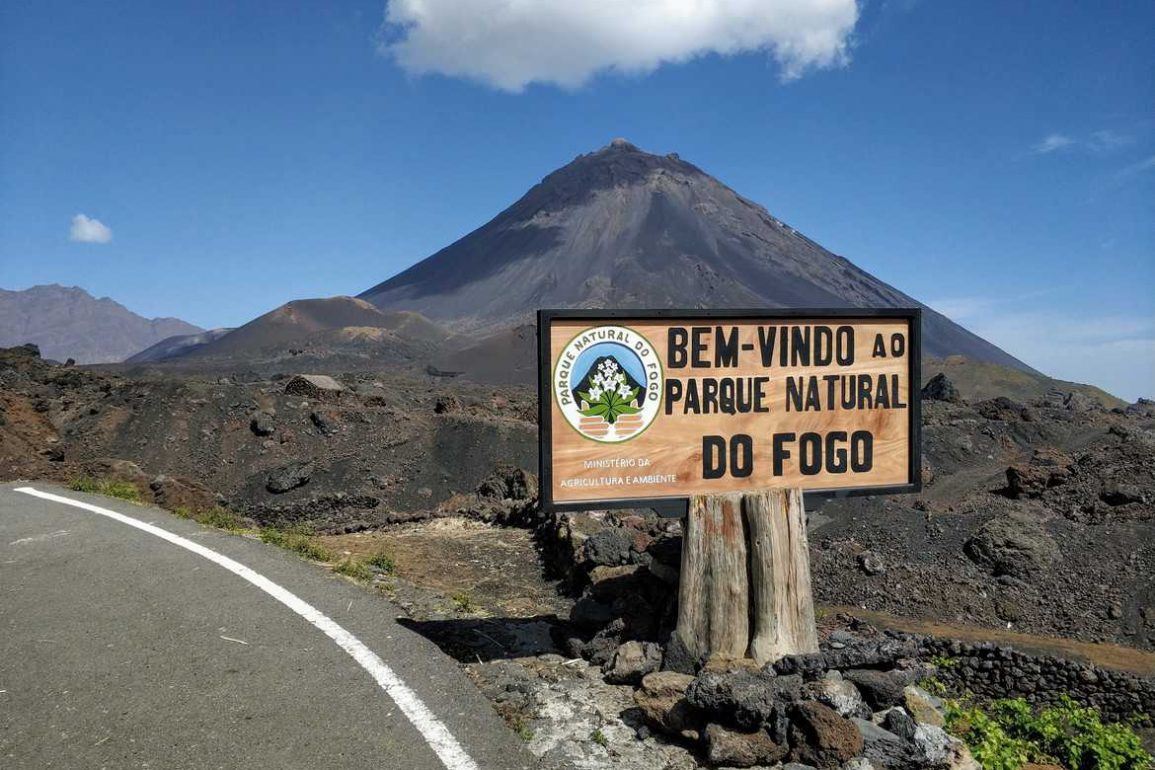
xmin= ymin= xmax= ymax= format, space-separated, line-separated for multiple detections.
xmin=0 ymin=483 xmax=535 ymax=769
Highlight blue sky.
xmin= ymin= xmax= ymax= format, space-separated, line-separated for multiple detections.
xmin=1 ymin=1 xmax=1151 ymax=399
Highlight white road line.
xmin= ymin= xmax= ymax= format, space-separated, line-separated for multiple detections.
xmin=13 ymin=486 xmax=479 ymax=770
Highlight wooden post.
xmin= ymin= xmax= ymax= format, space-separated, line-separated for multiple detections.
xmin=675 ymin=488 xmax=818 ymax=667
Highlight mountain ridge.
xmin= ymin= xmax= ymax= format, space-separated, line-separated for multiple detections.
xmin=360 ymin=139 xmax=1036 ymax=374
xmin=0 ymin=284 xmax=203 ymax=364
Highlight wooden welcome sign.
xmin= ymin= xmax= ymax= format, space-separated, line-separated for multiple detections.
xmin=538 ymin=309 xmax=922 ymax=512
xmin=537 ymin=308 xmax=921 ymax=665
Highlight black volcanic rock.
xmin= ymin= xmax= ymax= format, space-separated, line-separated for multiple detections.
xmin=361 ymin=140 xmax=1034 ymax=372
xmin=922 ymin=372 xmax=962 ymax=402
xmin=0 ymin=284 xmax=202 ymax=364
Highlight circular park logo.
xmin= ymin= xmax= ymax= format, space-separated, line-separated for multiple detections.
xmin=554 ymin=325 xmax=663 ymax=443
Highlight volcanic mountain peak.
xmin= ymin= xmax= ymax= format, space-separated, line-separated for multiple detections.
xmin=360 ymin=141 xmax=1034 ymax=373
xmin=525 ymin=138 xmax=707 ymax=207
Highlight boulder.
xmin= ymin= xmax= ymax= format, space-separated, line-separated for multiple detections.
xmin=265 ymin=462 xmax=312 ymax=494
xmin=1004 ymin=448 xmax=1072 ymax=499
xmin=476 ymin=466 xmax=538 ymax=501
xmin=858 ymin=551 xmax=886 ymax=576
xmin=704 ymin=723 xmax=787 ymax=768
xmin=914 ymin=724 xmax=980 ymax=770
xmin=902 ymin=685 xmax=945 ymax=727
xmin=976 ymin=396 xmax=1034 ymax=422
xmin=853 ymin=718 xmax=918 ymax=768
xmin=1100 ymin=481 xmax=1143 ymax=506
xmin=249 ymin=414 xmax=275 ymax=436
xmin=801 ymin=672 xmax=870 ymax=719
xmin=843 ymin=670 xmax=905 ymax=710
xmin=686 ymin=670 xmax=801 ymax=730
xmin=880 ymin=708 xmax=917 ymax=741
xmin=582 ymin=527 xmax=634 ymax=566
xmin=773 ymin=652 xmax=828 ymax=679
xmin=921 ymin=373 xmax=961 ymax=403
xmin=788 ymin=701 xmax=864 ymax=768
xmin=284 ymin=374 xmax=344 ymax=399
xmin=588 ymin=564 xmax=642 ymax=597
xmin=634 ymin=672 xmax=698 ymax=736
xmin=963 ymin=511 xmax=1058 ymax=579
xmin=603 ymin=640 xmax=662 ymax=684
xmin=309 ymin=410 xmax=339 ymax=435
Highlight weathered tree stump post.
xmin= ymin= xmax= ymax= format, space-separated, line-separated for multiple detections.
xmin=675 ymin=488 xmax=818 ymax=666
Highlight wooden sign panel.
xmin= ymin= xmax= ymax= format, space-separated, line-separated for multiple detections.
xmin=538 ymin=309 xmax=921 ymax=512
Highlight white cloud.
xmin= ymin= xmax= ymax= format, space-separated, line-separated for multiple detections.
xmin=1088 ymin=129 xmax=1132 ymax=153
xmin=381 ymin=0 xmax=860 ymax=91
xmin=1031 ymin=129 xmax=1134 ymax=157
xmin=930 ymin=295 xmax=1155 ymax=401
xmin=1032 ymin=133 xmax=1074 ymax=154
xmin=69 ymin=213 xmax=112 ymax=244
xmin=1114 ymin=154 xmax=1155 ymax=181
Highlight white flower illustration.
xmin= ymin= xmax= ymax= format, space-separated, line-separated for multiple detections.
xmin=576 ymin=355 xmax=641 ymax=427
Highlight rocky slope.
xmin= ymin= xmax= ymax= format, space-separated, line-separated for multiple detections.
xmin=2 ymin=344 xmax=1151 ymax=653
xmin=0 ymin=284 xmax=202 ymax=364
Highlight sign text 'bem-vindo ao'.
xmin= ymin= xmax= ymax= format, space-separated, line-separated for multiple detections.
xmin=538 ymin=309 xmax=921 ymax=511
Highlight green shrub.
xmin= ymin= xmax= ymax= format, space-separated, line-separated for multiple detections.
xmin=259 ymin=527 xmax=333 ymax=562
xmin=946 ymin=701 xmax=1041 ymax=770
xmin=947 ymin=696 xmax=1152 ymax=770
xmin=193 ymin=507 xmax=247 ymax=532
xmin=333 ymin=558 xmax=374 ymax=582
xmin=919 ymin=676 xmax=949 ymax=697
xmin=451 ymin=591 xmax=478 ymax=614
xmin=173 ymin=505 xmax=247 ymax=531
xmin=69 ymin=477 xmax=100 ymax=493
xmin=995 ymin=696 xmax=1150 ymax=770
xmin=365 ymin=550 xmax=396 ymax=574
xmin=69 ymin=477 xmax=142 ymax=503
xmin=510 ymin=716 xmax=533 ymax=742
